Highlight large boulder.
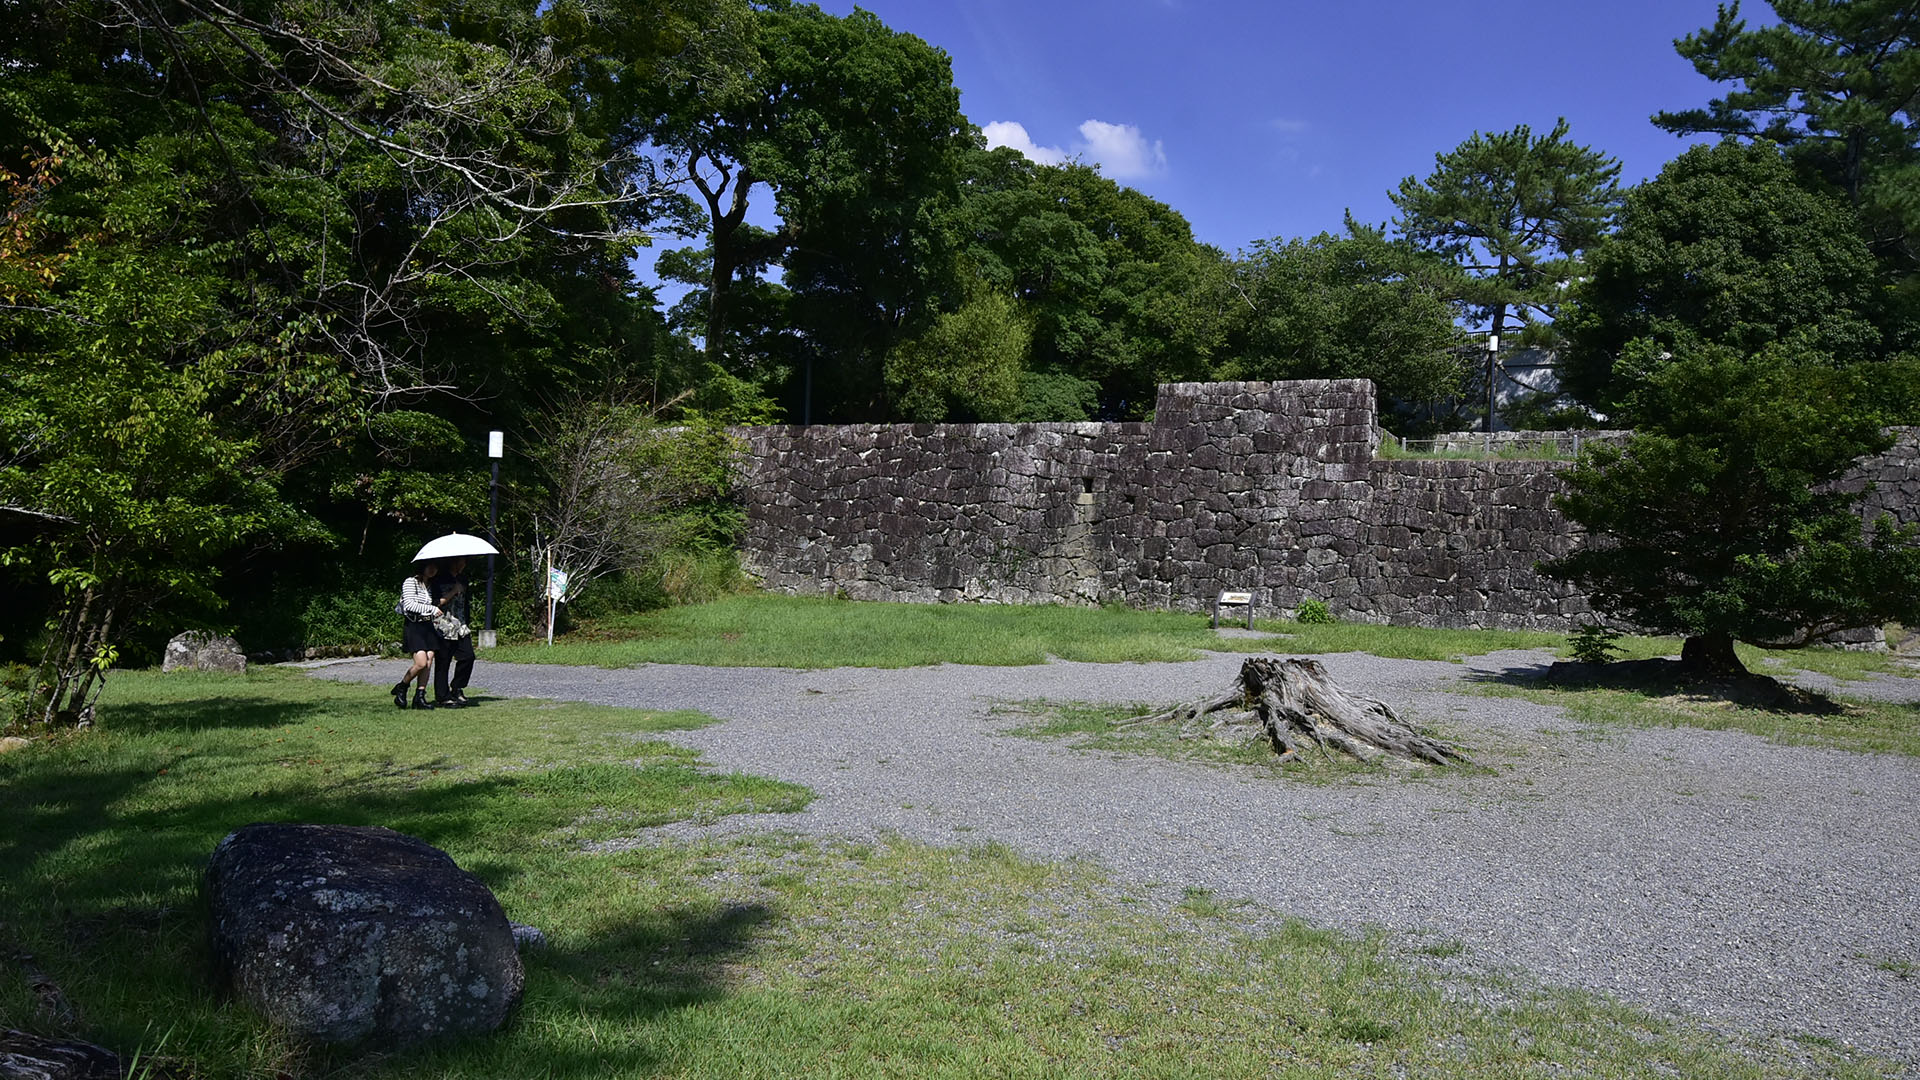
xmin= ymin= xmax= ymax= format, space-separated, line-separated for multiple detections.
xmin=204 ymin=824 xmax=524 ymax=1044
xmin=162 ymin=632 xmax=246 ymax=674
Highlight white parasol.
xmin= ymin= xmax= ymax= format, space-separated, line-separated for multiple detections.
xmin=412 ymin=533 xmax=501 ymax=562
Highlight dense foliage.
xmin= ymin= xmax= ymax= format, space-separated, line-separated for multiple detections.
xmin=1221 ymin=222 xmax=1468 ymax=430
xmin=1559 ymin=140 xmax=1886 ymax=410
xmin=1543 ymin=345 xmax=1920 ymax=671
xmin=1543 ymin=4 xmax=1920 ymax=666
xmin=1654 ymin=0 xmax=1920 ymax=279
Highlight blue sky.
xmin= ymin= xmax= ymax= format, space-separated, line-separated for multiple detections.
xmin=810 ymin=0 xmax=1752 ymax=254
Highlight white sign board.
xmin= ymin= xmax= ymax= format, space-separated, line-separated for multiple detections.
xmin=1218 ymin=591 xmax=1253 ymax=605
xmin=548 ymin=567 xmax=570 ymax=600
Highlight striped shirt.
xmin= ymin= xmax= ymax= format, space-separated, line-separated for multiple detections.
xmin=400 ymin=576 xmax=440 ymax=620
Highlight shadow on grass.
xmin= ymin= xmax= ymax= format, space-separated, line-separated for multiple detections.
xmin=0 ymin=751 xmax=785 ymax=1078
xmin=1463 ymin=657 xmax=1847 ymax=715
xmin=102 ymin=694 xmax=334 ymax=735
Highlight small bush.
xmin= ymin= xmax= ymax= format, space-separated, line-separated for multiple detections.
xmin=1569 ymin=621 xmax=1623 ymax=664
xmin=656 ymin=548 xmax=748 ymax=606
xmin=1294 ymin=599 xmax=1334 ymax=625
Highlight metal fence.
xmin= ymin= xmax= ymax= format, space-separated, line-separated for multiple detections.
xmin=1388 ymin=430 xmax=1631 ymax=459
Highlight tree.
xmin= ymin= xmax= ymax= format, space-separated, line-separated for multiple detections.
xmin=1222 ymin=222 xmax=1469 ymax=430
xmin=520 ymin=390 xmax=742 ymax=638
xmin=940 ymin=149 xmax=1233 ymax=420
xmin=1 ymin=146 xmax=295 ymax=721
xmin=0 ymin=0 xmax=682 ymax=709
xmin=1559 ymin=140 xmax=1886 ymax=410
xmin=884 ymin=288 xmax=1030 ymax=422
xmin=1542 ymin=345 xmax=1920 ymax=674
xmin=1391 ymin=119 xmax=1622 ymax=426
xmin=1653 ymin=0 xmax=1920 ymax=271
xmin=648 ymin=1 xmax=970 ymax=406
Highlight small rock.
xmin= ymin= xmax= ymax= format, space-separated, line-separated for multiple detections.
xmin=509 ymin=922 xmax=547 ymax=951
xmin=0 ymin=737 xmax=31 ymax=755
xmin=161 ymin=631 xmax=246 ymax=674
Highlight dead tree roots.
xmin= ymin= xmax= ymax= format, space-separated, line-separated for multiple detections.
xmin=1121 ymin=657 xmax=1470 ymax=767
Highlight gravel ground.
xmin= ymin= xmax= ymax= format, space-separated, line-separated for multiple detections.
xmin=313 ymin=649 xmax=1920 ymax=1070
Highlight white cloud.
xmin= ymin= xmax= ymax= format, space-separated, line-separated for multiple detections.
xmin=1075 ymin=120 xmax=1166 ymax=179
xmin=982 ymin=118 xmax=1168 ymax=179
xmin=982 ymin=121 xmax=1068 ymax=166
xmin=1268 ymin=117 xmax=1309 ymax=135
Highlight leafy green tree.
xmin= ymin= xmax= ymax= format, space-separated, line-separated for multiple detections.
xmin=1560 ymin=140 xmax=1884 ymax=410
xmin=1391 ymin=119 xmax=1622 ymax=425
xmin=647 ymin=1 xmax=970 ymax=410
xmin=1 ymin=145 xmax=296 ymax=720
xmin=1222 ymin=222 xmax=1469 ymax=430
xmin=0 ymin=0 xmax=685 ymax=701
xmin=884 ymin=288 xmax=1030 ymax=422
xmin=1543 ymin=345 xmax=1920 ymax=674
xmin=940 ymin=149 xmax=1232 ymax=420
xmin=1654 ymin=0 xmax=1920 ymax=271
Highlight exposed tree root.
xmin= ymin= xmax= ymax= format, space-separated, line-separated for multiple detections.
xmin=1121 ymin=656 xmax=1470 ymax=766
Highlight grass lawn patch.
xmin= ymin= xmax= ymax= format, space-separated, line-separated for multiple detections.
xmin=0 ymin=668 xmax=808 ymax=1078
xmin=1247 ymin=619 xmax=1567 ymax=662
xmin=490 ymin=594 xmax=1243 ymax=668
xmin=1 ymin=668 xmax=1903 ymax=1077
xmin=1471 ymin=679 xmax=1920 ymax=757
xmin=491 ymin=593 xmax=1580 ymax=669
xmin=375 ymin=832 xmax=1900 ymax=1079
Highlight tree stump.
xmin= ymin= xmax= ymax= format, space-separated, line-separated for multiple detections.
xmin=1121 ymin=656 xmax=1470 ymax=766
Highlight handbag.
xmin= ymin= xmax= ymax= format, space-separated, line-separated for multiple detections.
xmin=433 ymin=611 xmax=471 ymax=639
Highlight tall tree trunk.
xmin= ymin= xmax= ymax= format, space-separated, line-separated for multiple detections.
xmin=1680 ymin=632 xmax=1747 ymax=676
xmin=690 ymin=152 xmax=756 ymax=369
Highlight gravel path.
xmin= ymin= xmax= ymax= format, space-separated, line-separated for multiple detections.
xmin=313 ymin=650 xmax=1920 ymax=1069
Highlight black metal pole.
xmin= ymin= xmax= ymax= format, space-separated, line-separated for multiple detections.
xmin=1484 ymin=341 xmax=1495 ymax=434
xmin=485 ymin=457 xmax=499 ymax=633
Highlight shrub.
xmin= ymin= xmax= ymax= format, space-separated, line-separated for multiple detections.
xmin=1294 ymin=599 xmax=1334 ymax=625
xmin=1569 ymin=621 xmax=1623 ymax=664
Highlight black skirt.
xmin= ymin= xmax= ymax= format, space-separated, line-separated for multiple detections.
xmin=402 ymin=619 xmax=442 ymax=654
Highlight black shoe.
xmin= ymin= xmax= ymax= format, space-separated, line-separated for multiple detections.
xmin=449 ymin=691 xmax=471 ymax=706
xmin=392 ymin=682 xmax=410 ymax=709
xmin=413 ymin=689 xmax=434 ymax=710
xmin=437 ymin=697 xmax=463 ymax=709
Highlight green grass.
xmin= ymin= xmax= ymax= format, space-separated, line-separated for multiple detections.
xmin=0 ymin=669 xmax=1900 ymax=1077
xmin=1473 ymin=679 xmax=1920 ymax=757
xmin=494 ymin=593 xmax=1581 ymax=668
xmin=1251 ymin=618 xmax=1568 ymax=661
xmin=494 ymin=594 xmax=1243 ymax=668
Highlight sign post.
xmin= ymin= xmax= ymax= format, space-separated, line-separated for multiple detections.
xmin=1213 ymin=589 xmax=1255 ymax=630
xmin=545 ymin=559 xmax=568 ymax=646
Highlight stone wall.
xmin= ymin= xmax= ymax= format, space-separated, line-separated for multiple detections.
xmin=1841 ymin=426 xmax=1920 ymax=529
xmin=736 ymin=380 xmax=1919 ymax=632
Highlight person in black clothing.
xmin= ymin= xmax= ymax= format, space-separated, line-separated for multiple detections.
xmin=391 ymin=561 xmax=443 ymax=710
xmin=430 ymin=556 xmax=476 ymax=707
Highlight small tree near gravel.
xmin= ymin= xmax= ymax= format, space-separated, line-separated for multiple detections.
xmin=521 ymin=389 xmax=742 ymax=636
xmin=1542 ymin=344 xmax=1920 ymax=675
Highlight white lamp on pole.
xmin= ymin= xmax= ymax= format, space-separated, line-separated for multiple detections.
xmin=481 ymin=431 xmax=503 ymax=648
